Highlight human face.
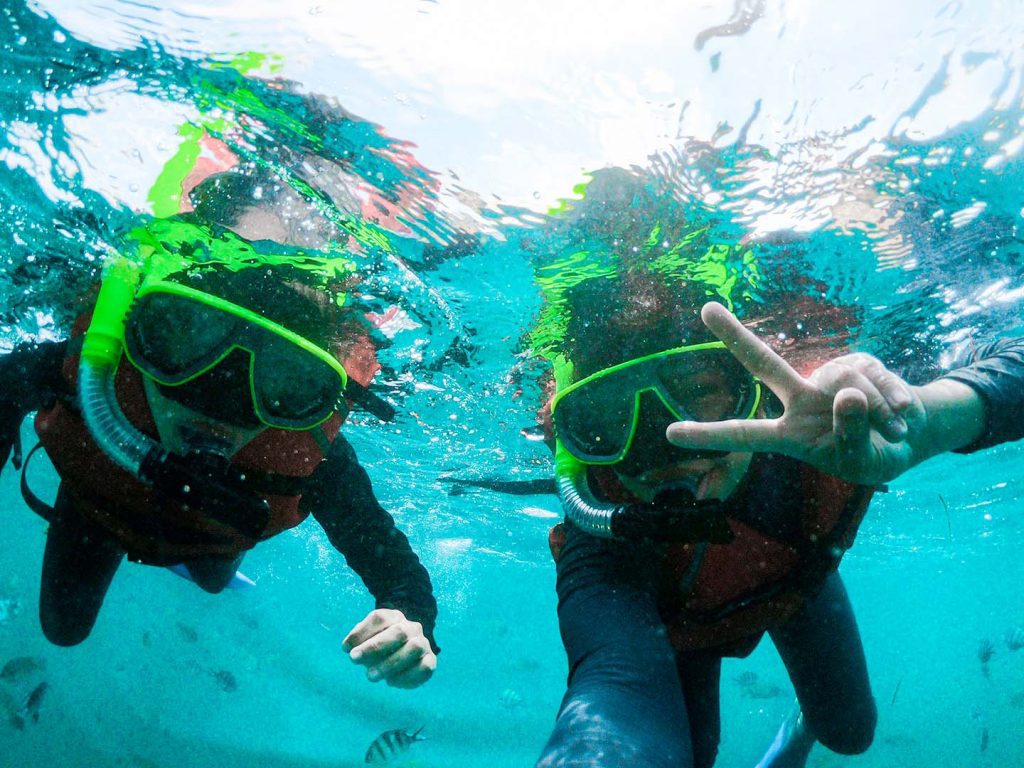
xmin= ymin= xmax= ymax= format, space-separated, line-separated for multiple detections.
xmin=143 ymin=378 xmax=265 ymax=458
xmin=616 ymin=448 xmax=755 ymax=502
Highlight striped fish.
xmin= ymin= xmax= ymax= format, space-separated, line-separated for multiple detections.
xmin=12 ymin=682 xmax=48 ymax=730
xmin=365 ymin=726 xmax=426 ymax=764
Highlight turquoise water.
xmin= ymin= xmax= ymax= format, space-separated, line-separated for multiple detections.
xmin=2 ymin=1 xmax=1024 ymax=766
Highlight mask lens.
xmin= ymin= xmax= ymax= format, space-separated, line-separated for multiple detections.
xmin=252 ymin=336 xmax=345 ymax=428
xmin=125 ymin=293 xmax=238 ymax=381
xmin=554 ymin=375 xmax=639 ymax=462
xmin=156 ymin=350 xmax=263 ymax=429
xmin=656 ymin=349 xmax=753 ymax=422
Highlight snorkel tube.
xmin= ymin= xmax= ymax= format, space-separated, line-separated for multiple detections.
xmin=550 ymin=356 xmax=733 ymax=544
xmin=78 ymin=256 xmax=155 ymax=475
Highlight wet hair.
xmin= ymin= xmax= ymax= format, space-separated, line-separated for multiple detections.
xmin=188 ymin=169 xmax=338 ymax=249
xmin=166 ymin=265 xmax=369 ymax=356
xmin=562 ymin=272 xmax=721 ymax=378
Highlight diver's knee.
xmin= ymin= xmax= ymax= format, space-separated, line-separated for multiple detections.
xmin=538 ymin=697 xmax=688 ymax=768
xmin=816 ymin=702 xmax=876 ymax=755
xmin=194 ymin=579 xmax=230 ymax=594
xmin=39 ymin=610 xmax=93 ymax=647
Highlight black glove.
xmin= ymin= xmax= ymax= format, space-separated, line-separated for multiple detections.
xmin=0 ymin=341 xmax=68 ymax=476
xmin=0 ymin=400 xmax=25 ymax=475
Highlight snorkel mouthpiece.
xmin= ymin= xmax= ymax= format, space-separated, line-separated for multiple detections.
xmin=555 ymin=443 xmax=733 ymax=543
xmin=138 ymin=450 xmax=270 ymax=539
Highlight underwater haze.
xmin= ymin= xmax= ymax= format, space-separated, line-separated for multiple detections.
xmin=2 ymin=1 xmax=1024 ymax=766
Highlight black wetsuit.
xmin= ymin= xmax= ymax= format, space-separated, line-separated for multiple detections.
xmin=0 ymin=341 xmax=438 ymax=649
xmin=537 ymin=338 xmax=1024 ymax=768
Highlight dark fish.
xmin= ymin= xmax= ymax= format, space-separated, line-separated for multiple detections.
xmin=176 ymin=623 xmax=199 ymax=643
xmin=12 ymin=682 xmax=48 ymax=729
xmin=0 ymin=655 xmax=46 ymax=683
xmin=734 ymin=671 xmax=758 ymax=687
xmin=365 ymin=726 xmax=426 ymax=764
xmin=978 ymin=638 xmax=995 ymax=677
xmin=1005 ymin=626 xmax=1024 ymax=652
xmin=980 ymin=726 xmax=989 ymax=753
xmin=212 ymin=670 xmax=238 ymax=693
xmin=742 ymin=682 xmax=784 ymax=700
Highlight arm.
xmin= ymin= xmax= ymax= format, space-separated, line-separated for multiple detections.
xmin=665 ymin=303 xmax=1022 ymax=485
xmin=933 ymin=338 xmax=1024 ymax=453
xmin=301 ymin=434 xmax=438 ymax=687
xmin=0 ymin=340 xmax=68 ymax=472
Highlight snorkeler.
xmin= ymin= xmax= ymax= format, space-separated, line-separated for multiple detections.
xmin=534 ymin=272 xmax=1024 ymax=768
xmin=0 ymin=173 xmax=438 ymax=690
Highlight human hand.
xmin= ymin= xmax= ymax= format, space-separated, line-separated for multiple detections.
xmin=665 ymin=302 xmax=925 ymax=485
xmin=342 ymin=608 xmax=436 ymax=689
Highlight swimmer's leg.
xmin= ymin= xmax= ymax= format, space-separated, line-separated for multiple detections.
xmin=183 ymin=553 xmax=246 ymax=593
xmin=762 ymin=571 xmax=877 ymax=767
xmin=676 ymin=651 xmax=724 ymax=768
xmin=39 ymin=485 xmax=125 ymax=646
xmin=536 ymin=524 xmax=693 ymax=768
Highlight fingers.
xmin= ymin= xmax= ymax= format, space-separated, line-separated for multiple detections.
xmin=828 ymin=353 xmax=912 ymax=402
xmin=666 ymin=416 xmax=784 ymax=455
xmin=376 ymin=649 xmax=437 ymax=689
xmin=342 ymin=607 xmax=403 ymax=652
xmin=700 ymin=303 xmax=806 ymax=403
xmin=811 ymin=354 xmax=911 ymax=442
xmin=344 ymin=609 xmax=436 ymax=689
xmin=834 ymin=387 xmax=871 ymax=471
xmin=388 ymin=667 xmax=434 ymax=689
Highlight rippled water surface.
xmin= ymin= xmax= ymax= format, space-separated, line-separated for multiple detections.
xmin=2 ymin=1 xmax=1023 ymax=766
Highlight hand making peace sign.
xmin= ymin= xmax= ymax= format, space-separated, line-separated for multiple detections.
xmin=665 ymin=302 xmax=927 ymax=486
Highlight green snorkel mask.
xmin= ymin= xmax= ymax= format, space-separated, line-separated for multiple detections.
xmin=124 ymin=280 xmax=351 ymax=431
xmin=550 ymin=347 xmax=758 ymax=542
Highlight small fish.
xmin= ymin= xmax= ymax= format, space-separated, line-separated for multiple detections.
xmin=980 ymin=726 xmax=989 ymax=753
xmin=0 ymin=656 xmax=46 ymax=683
xmin=1005 ymin=626 xmax=1024 ymax=652
xmin=1009 ymin=691 xmax=1024 ymax=710
xmin=891 ymin=677 xmax=903 ymax=705
xmin=978 ymin=638 xmax=995 ymax=663
xmin=212 ymin=670 xmax=238 ymax=693
xmin=498 ymin=688 xmax=523 ymax=709
xmin=734 ymin=671 xmax=759 ymax=687
xmin=978 ymin=638 xmax=995 ymax=678
xmin=365 ymin=726 xmax=426 ymax=764
xmin=176 ymin=623 xmax=199 ymax=643
xmin=742 ymin=682 xmax=784 ymax=700
xmin=11 ymin=682 xmax=48 ymax=730
xmin=0 ymin=597 xmax=21 ymax=624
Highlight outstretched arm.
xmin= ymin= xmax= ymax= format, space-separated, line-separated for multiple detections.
xmin=303 ymin=435 xmax=438 ymax=688
xmin=665 ymin=303 xmax=1020 ymax=485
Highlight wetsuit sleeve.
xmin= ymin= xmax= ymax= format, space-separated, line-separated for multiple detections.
xmin=938 ymin=337 xmax=1024 ymax=453
xmin=0 ymin=341 xmax=68 ymax=470
xmin=0 ymin=340 xmax=68 ymax=411
xmin=302 ymin=435 xmax=439 ymax=653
